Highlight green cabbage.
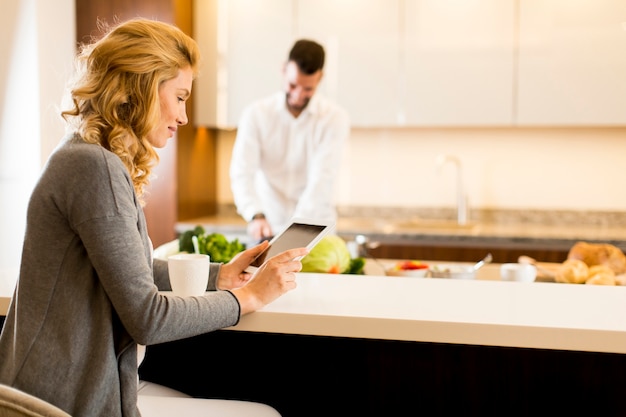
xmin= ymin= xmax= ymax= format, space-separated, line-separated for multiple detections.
xmin=301 ymin=235 xmax=352 ymax=274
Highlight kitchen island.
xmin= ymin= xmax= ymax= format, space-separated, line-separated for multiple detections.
xmin=138 ymin=265 xmax=626 ymax=417
xmin=3 ymin=260 xmax=625 ymax=416
xmin=220 ymin=270 xmax=626 ymax=354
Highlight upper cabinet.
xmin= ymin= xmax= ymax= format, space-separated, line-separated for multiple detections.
xmin=194 ymin=0 xmax=626 ymax=128
xmin=516 ymin=0 xmax=626 ymax=125
xmin=194 ymin=0 xmax=294 ymax=127
xmin=296 ymin=0 xmax=402 ymax=126
xmin=404 ymin=0 xmax=515 ymax=126
xmin=195 ymin=0 xmax=401 ymax=127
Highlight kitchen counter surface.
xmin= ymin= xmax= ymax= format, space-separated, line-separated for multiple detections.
xmin=226 ymin=266 xmax=626 ymax=354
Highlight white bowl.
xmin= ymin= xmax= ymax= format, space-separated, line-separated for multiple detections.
xmin=429 ymin=264 xmax=476 ymax=280
xmin=500 ymin=263 xmax=537 ymax=283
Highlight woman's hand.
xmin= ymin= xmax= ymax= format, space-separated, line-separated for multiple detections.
xmin=217 ymin=241 xmax=270 ymax=290
xmin=230 ymin=247 xmax=309 ymax=316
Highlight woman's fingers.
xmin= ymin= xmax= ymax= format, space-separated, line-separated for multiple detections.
xmin=229 ymin=240 xmax=269 ymax=265
xmin=270 ymin=247 xmax=309 ymax=266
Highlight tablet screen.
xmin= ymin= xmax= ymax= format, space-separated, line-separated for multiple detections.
xmin=248 ymin=222 xmax=329 ymax=268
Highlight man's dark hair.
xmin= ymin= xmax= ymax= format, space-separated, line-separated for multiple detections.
xmin=288 ymin=39 xmax=325 ymax=75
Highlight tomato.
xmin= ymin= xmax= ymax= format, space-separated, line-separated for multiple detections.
xmin=398 ymin=260 xmax=428 ymax=270
xmin=328 ymin=265 xmax=341 ymax=274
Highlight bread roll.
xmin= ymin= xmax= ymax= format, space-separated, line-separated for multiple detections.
xmin=585 ymin=265 xmax=616 ymax=286
xmin=567 ymin=241 xmax=626 ymax=274
xmin=555 ymin=259 xmax=589 ymax=284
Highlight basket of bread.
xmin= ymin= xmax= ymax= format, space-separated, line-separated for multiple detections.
xmin=555 ymin=241 xmax=626 ymax=286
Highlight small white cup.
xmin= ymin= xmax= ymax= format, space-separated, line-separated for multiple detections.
xmin=500 ymin=263 xmax=537 ymax=283
xmin=168 ymin=253 xmax=210 ymax=296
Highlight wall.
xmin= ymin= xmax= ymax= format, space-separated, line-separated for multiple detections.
xmin=216 ymin=126 xmax=626 ymax=213
xmin=0 ymin=0 xmax=75 ymax=293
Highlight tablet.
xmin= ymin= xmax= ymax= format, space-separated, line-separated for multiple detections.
xmin=244 ymin=218 xmax=335 ymax=273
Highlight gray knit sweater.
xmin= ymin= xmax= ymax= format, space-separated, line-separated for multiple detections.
xmin=0 ymin=135 xmax=240 ymax=416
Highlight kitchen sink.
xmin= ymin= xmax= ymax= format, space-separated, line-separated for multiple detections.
xmin=337 ymin=216 xmax=480 ymax=235
xmin=384 ymin=218 xmax=480 ymax=233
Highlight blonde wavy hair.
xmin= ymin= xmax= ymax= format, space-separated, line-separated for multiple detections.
xmin=62 ymin=18 xmax=200 ymax=202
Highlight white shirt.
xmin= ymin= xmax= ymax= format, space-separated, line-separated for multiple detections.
xmin=230 ymin=92 xmax=350 ymax=234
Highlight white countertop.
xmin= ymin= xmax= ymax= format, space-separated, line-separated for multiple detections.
xmin=227 ymin=269 xmax=626 ymax=354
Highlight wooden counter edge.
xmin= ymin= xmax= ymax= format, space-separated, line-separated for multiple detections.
xmin=0 ymin=297 xmax=9 ymax=316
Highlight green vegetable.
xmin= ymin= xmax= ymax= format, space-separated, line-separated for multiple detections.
xmin=197 ymin=232 xmax=245 ymax=263
xmin=178 ymin=226 xmax=246 ymax=263
xmin=346 ymin=257 xmax=366 ymax=275
xmin=178 ymin=225 xmax=206 ymax=253
xmin=301 ymin=235 xmax=352 ymax=274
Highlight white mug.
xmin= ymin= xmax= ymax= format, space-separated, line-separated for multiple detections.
xmin=168 ymin=253 xmax=210 ymax=296
xmin=500 ymin=263 xmax=537 ymax=283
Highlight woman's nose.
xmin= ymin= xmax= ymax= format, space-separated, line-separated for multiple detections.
xmin=178 ymin=109 xmax=188 ymax=125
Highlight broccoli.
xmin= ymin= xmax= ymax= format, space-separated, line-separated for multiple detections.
xmin=179 ymin=225 xmax=246 ymax=263
xmin=198 ymin=233 xmax=246 ymax=263
xmin=178 ymin=225 xmax=205 ymax=253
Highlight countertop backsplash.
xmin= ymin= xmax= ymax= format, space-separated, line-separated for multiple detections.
xmin=337 ymin=206 xmax=626 ymax=228
xmin=212 ymin=203 xmax=626 ymax=229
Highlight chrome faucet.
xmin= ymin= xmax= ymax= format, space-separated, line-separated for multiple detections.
xmin=436 ymin=154 xmax=468 ymax=225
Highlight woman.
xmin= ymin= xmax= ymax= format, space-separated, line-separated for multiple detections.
xmin=0 ymin=18 xmax=304 ymax=416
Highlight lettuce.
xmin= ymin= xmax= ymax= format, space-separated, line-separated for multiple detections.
xmin=301 ymin=235 xmax=352 ymax=274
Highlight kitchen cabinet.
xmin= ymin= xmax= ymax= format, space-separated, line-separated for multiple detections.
xmin=516 ymin=0 xmax=626 ymax=125
xmin=194 ymin=0 xmax=294 ymax=127
xmin=141 ymin=330 xmax=626 ymax=417
xmin=404 ymin=0 xmax=516 ymax=125
xmin=297 ymin=0 xmax=402 ymax=126
xmin=194 ymin=0 xmax=626 ymax=128
xmin=195 ymin=0 xmax=507 ymax=127
xmin=369 ymin=241 xmax=569 ymax=263
xmin=194 ymin=0 xmax=400 ymax=127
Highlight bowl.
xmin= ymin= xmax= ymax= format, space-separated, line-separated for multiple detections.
xmin=429 ymin=263 xmax=476 ymax=280
xmin=500 ymin=263 xmax=537 ymax=283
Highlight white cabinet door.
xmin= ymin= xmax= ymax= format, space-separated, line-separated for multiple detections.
xmin=296 ymin=0 xmax=402 ymax=126
xmin=517 ymin=0 xmax=626 ymax=125
xmin=404 ymin=0 xmax=516 ymax=126
xmin=195 ymin=0 xmax=515 ymax=127
xmin=196 ymin=0 xmax=626 ymax=128
xmin=194 ymin=0 xmax=293 ymax=127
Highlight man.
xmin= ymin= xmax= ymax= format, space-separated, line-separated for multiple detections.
xmin=230 ymin=39 xmax=350 ymax=240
